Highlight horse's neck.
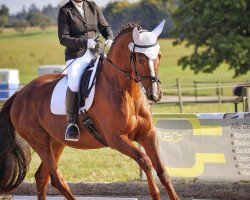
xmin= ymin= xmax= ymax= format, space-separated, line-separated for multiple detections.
xmin=102 ymin=59 xmax=138 ymax=91
xmin=103 ymin=40 xmax=132 ymax=86
xmin=97 ymin=30 xmax=143 ymax=105
xmin=99 ymin=50 xmax=140 ymax=101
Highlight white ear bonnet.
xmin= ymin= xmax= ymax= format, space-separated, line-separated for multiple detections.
xmin=128 ymin=20 xmax=165 ymax=60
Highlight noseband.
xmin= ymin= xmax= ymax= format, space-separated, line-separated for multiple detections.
xmin=106 ymin=42 xmax=161 ymax=84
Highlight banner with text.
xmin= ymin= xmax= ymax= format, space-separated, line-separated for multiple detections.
xmin=144 ymin=112 xmax=250 ymax=182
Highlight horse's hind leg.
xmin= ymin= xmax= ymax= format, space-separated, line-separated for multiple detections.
xmin=35 ymin=138 xmax=65 ymax=200
xmin=111 ymin=134 xmax=160 ymax=200
xmin=23 ymin=127 xmax=75 ymax=200
xmin=137 ymin=130 xmax=179 ymax=200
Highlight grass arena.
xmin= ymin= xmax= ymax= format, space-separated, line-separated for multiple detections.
xmin=0 ymin=27 xmax=250 ymax=199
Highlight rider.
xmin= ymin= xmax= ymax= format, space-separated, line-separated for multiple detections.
xmin=58 ymin=0 xmax=114 ymax=141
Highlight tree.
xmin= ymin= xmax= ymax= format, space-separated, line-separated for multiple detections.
xmin=27 ymin=12 xmax=53 ymax=31
xmin=0 ymin=4 xmax=9 ymax=28
xmin=42 ymin=4 xmax=59 ymax=24
xmin=10 ymin=6 xmax=28 ymax=24
xmin=0 ymin=15 xmax=8 ymax=28
xmin=162 ymin=0 xmax=167 ymax=7
xmin=103 ymin=1 xmax=131 ymax=34
xmin=103 ymin=0 xmax=173 ymax=37
xmin=0 ymin=4 xmax=9 ymax=16
xmin=171 ymin=0 xmax=250 ymax=77
xmin=28 ymin=4 xmax=40 ymax=14
xmin=133 ymin=0 xmax=171 ymax=35
xmin=13 ymin=20 xmax=28 ymax=34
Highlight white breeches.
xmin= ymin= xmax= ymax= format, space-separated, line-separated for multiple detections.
xmin=66 ymin=50 xmax=96 ymax=92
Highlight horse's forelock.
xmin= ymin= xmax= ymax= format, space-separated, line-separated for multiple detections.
xmin=114 ymin=23 xmax=142 ymax=42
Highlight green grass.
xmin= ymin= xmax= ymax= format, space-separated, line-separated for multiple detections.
xmin=1 ymin=26 xmax=250 ymax=86
xmin=24 ymin=102 xmax=240 ymax=182
xmin=159 ymin=38 xmax=250 ymax=84
xmin=26 ymin=147 xmax=140 ymax=182
xmin=1 ymin=26 xmax=248 ymax=182
xmin=159 ymin=39 xmax=250 ymax=96
xmin=0 ymin=27 xmax=65 ymax=83
xmin=151 ymin=102 xmax=238 ymax=113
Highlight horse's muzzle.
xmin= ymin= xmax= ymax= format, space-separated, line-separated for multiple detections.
xmin=148 ymin=90 xmax=162 ymax=103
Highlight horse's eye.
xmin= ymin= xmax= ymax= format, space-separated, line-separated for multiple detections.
xmin=139 ymin=58 xmax=143 ymax=64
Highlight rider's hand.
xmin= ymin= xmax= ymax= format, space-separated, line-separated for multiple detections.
xmin=105 ymin=39 xmax=113 ymax=49
xmin=87 ymin=39 xmax=97 ymax=49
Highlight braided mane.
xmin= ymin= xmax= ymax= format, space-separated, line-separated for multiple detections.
xmin=114 ymin=23 xmax=142 ymax=42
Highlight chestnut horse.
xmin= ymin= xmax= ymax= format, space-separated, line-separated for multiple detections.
xmin=0 ymin=24 xmax=179 ymax=200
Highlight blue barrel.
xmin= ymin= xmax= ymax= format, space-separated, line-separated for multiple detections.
xmin=0 ymin=69 xmax=20 ymax=99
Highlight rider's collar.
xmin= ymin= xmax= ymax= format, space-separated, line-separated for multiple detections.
xmin=71 ymin=0 xmax=83 ymax=8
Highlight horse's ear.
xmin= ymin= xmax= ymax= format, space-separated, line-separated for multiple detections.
xmin=133 ymin=27 xmax=140 ymax=41
xmin=152 ymin=20 xmax=165 ymax=38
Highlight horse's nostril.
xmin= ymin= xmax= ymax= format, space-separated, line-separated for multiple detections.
xmin=159 ymin=91 xmax=163 ymax=99
xmin=149 ymin=94 xmax=158 ymax=101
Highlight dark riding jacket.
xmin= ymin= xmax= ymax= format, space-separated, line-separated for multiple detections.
xmin=58 ymin=0 xmax=113 ymax=61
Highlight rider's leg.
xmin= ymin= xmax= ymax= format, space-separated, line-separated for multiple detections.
xmin=65 ymin=50 xmax=95 ymax=141
xmin=65 ymin=87 xmax=80 ymax=141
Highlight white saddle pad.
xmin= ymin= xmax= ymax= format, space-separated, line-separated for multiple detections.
xmin=50 ymin=56 xmax=100 ymax=115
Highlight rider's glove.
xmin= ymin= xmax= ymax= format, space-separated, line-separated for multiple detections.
xmin=105 ymin=39 xmax=113 ymax=49
xmin=87 ymin=39 xmax=97 ymax=49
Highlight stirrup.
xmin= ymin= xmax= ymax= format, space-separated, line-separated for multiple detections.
xmin=65 ymin=123 xmax=80 ymax=142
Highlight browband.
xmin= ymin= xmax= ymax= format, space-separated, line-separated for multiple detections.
xmin=133 ymin=42 xmax=158 ymax=49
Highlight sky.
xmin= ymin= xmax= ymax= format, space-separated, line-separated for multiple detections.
xmin=0 ymin=0 xmax=139 ymax=14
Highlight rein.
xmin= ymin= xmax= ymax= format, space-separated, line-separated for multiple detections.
xmin=106 ymin=42 xmax=161 ymax=84
xmin=106 ymin=58 xmax=140 ymax=82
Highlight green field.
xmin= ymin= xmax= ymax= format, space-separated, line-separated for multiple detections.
xmin=25 ymin=102 xmax=237 ymax=183
xmin=1 ymin=26 xmax=249 ymax=182
xmin=0 ymin=27 xmax=64 ymax=83
xmin=26 ymin=147 xmax=140 ymax=182
xmin=1 ymin=26 xmax=249 ymax=85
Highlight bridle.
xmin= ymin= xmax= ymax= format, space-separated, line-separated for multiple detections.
xmin=106 ymin=40 xmax=161 ymax=84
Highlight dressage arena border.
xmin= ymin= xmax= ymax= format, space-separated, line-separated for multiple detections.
xmin=6 ymin=180 xmax=250 ymax=200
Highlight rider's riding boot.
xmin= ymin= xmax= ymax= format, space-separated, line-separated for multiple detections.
xmin=65 ymin=87 xmax=80 ymax=141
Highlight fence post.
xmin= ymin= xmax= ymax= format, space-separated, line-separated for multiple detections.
xmin=243 ymin=97 xmax=247 ymax=112
xmin=177 ymin=78 xmax=183 ymax=113
xmin=246 ymin=87 xmax=250 ymax=112
xmin=194 ymin=81 xmax=198 ymax=102
xmin=217 ymin=78 xmax=222 ymax=105
xmin=234 ymin=102 xmax=238 ymax=113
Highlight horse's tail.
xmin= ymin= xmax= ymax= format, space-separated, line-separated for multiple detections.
xmin=0 ymin=92 xmax=31 ymax=194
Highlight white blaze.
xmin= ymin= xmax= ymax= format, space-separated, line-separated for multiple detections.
xmin=149 ymin=59 xmax=158 ymax=98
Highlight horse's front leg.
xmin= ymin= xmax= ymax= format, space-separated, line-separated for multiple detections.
xmin=110 ymin=134 xmax=160 ymax=200
xmin=137 ymin=129 xmax=180 ymax=200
